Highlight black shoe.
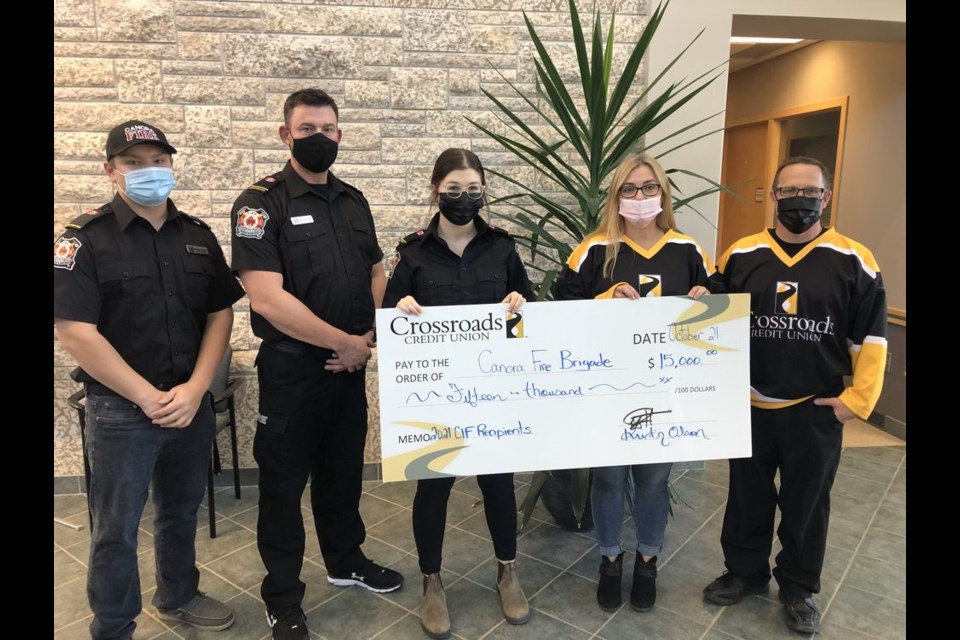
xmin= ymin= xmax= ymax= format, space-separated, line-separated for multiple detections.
xmin=156 ymin=591 xmax=235 ymax=630
xmin=779 ymin=592 xmax=821 ymax=633
xmin=597 ymin=553 xmax=623 ymax=612
xmin=327 ymin=558 xmax=405 ymax=593
xmin=630 ymin=555 xmax=657 ymax=612
xmin=266 ymin=606 xmax=309 ymax=640
xmin=703 ymin=571 xmax=769 ymax=606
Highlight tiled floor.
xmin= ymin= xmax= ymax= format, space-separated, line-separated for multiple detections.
xmin=54 ymin=446 xmax=906 ymax=640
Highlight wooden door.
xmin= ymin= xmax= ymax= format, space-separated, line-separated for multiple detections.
xmin=717 ymin=121 xmax=769 ymax=257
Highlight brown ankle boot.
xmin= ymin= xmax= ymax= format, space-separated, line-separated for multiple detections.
xmin=497 ymin=561 xmax=530 ymax=625
xmin=421 ymin=574 xmax=451 ymax=639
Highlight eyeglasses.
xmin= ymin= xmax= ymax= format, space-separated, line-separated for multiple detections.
xmin=441 ymin=185 xmax=484 ymax=200
xmin=774 ymin=186 xmax=826 ymax=199
xmin=618 ymin=183 xmax=661 ymax=198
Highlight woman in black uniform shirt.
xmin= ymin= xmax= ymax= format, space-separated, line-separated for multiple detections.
xmin=383 ymin=148 xmax=533 ymax=639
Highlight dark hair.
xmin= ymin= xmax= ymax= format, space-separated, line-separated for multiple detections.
xmin=429 ymin=148 xmax=485 ymax=205
xmin=283 ymin=88 xmax=339 ymax=126
xmin=772 ymin=156 xmax=833 ymax=191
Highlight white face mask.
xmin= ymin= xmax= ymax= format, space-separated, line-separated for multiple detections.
xmin=618 ymin=195 xmax=662 ymax=223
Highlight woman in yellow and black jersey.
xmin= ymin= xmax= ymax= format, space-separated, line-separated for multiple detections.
xmin=552 ymin=153 xmax=712 ymax=614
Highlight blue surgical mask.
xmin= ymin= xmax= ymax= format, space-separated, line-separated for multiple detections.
xmin=116 ymin=167 xmax=176 ymax=206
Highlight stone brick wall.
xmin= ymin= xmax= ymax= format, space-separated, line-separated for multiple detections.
xmin=54 ymin=0 xmax=648 ymax=478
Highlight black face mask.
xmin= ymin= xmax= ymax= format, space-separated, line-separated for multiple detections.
xmin=776 ymin=195 xmax=822 ymax=234
xmin=291 ymin=132 xmax=339 ymax=173
xmin=438 ymin=193 xmax=484 ymax=226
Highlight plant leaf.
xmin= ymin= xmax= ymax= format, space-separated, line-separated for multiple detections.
xmin=517 ymin=470 xmax=550 ymax=533
xmin=536 ymin=269 xmax=559 ymax=301
xmin=570 ymin=468 xmax=591 ymax=527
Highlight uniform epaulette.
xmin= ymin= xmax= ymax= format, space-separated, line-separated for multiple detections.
xmin=340 ymin=180 xmax=372 ymax=210
xmin=398 ymin=229 xmax=427 ymax=247
xmin=246 ymin=172 xmax=284 ymax=194
xmin=181 ymin=212 xmax=211 ymax=230
xmin=488 ymin=223 xmax=512 ymax=237
xmin=65 ymin=204 xmax=111 ymax=231
xmin=340 ymin=180 xmax=366 ymax=199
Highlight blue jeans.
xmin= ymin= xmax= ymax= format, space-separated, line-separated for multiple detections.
xmin=84 ymin=392 xmax=214 ymax=640
xmin=591 ymin=463 xmax=673 ymax=558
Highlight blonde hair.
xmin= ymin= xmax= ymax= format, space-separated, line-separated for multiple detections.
xmin=599 ymin=153 xmax=676 ymax=279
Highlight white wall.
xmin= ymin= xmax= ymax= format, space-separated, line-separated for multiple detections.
xmin=725 ymin=40 xmax=906 ymax=308
xmin=647 ymin=0 xmax=906 ymax=255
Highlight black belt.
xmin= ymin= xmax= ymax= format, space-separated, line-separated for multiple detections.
xmin=85 ymin=382 xmax=122 ymax=398
xmin=263 ymin=340 xmax=334 ymax=361
xmin=85 ymin=380 xmax=179 ymax=398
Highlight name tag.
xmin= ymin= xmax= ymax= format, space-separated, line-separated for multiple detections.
xmin=291 ymin=215 xmax=314 ymax=226
xmin=185 ymin=244 xmax=210 ymax=255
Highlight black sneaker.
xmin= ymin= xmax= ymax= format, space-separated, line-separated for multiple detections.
xmin=266 ymin=605 xmax=309 ymax=640
xmin=327 ymin=558 xmax=404 ymax=593
xmin=597 ymin=553 xmax=623 ymax=612
xmin=779 ymin=592 xmax=821 ymax=633
xmin=630 ymin=555 xmax=657 ymax=612
xmin=703 ymin=571 xmax=769 ymax=606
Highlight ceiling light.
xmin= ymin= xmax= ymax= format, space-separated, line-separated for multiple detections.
xmin=730 ymin=37 xmax=803 ymax=44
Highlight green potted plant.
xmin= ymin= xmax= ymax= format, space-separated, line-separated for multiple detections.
xmin=468 ymin=0 xmax=727 ymax=531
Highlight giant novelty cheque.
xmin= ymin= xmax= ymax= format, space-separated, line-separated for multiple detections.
xmin=375 ymin=294 xmax=752 ymax=482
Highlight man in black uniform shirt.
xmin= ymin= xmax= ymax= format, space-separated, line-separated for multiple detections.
xmin=230 ymin=88 xmax=403 ymax=640
xmin=54 ymin=120 xmax=243 ymax=640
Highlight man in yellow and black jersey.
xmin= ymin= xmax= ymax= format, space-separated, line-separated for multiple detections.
xmin=702 ymin=157 xmax=887 ymax=634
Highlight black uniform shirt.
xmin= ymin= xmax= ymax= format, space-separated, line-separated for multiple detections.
xmin=53 ymin=195 xmax=244 ymax=388
xmin=383 ymin=213 xmax=533 ymax=308
xmin=230 ymin=162 xmax=384 ymax=342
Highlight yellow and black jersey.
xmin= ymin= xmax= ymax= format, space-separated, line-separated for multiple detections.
xmin=712 ymin=228 xmax=887 ymax=419
xmin=552 ymin=229 xmax=714 ymax=300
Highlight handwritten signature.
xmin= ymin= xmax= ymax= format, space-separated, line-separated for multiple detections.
xmin=622 ymin=407 xmax=673 ymax=430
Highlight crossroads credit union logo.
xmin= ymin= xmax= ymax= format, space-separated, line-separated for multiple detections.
xmin=388 ymin=309 xmax=527 ymax=344
xmin=751 ymin=282 xmax=834 ymax=342
xmin=638 ymin=274 xmax=662 ymax=297
xmin=775 ymin=281 xmax=798 ymax=315
xmin=506 ymin=311 xmax=524 ymax=338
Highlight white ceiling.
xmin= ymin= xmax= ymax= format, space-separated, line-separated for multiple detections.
xmin=728 ymin=40 xmax=817 ymax=72
xmin=728 ymin=14 xmax=905 ymax=73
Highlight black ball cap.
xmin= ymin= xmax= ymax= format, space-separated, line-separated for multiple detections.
xmin=105 ymin=120 xmax=177 ymax=160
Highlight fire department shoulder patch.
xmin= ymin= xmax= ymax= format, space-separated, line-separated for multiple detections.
xmin=235 ymin=207 xmax=270 ymax=240
xmin=54 ymin=236 xmax=82 ymax=271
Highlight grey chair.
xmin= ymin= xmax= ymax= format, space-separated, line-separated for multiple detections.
xmin=66 ymin=347 xmax=243 ymax=538
xmin=206 ymin=345 xmax=244 ymax=538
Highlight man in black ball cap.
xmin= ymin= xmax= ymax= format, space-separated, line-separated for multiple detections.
xmin=54 ymin=120 xmax=244 ymax=640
